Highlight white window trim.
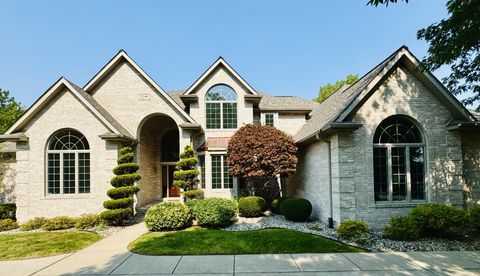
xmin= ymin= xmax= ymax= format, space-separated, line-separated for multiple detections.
xmin=45 ymin=149 xmax=90 ymax=196
xmin=205 ymin=101 xmax=237 ymax=129
xmin=261 ymin=112 xmax=278 ymax=127
xmin=210 ymin=154 xmax=233 ymax=190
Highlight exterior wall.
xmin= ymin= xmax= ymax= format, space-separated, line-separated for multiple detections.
xmin=286 ymin=140 xmax=332 ymax=222
xmin=200 ymin=151 xmax=238 ymax=199
xmin=16 ymin=89 xmax=119 ymax=222
xmin=340 ymin=65 xmax=464 ymax=228
xmin=461 ymin=132 xmax=480 ymax=206
xmin=0 ymin=162 xmax=16 ymax=204
xmin=276 ymin=113 xmax=307 ymax=136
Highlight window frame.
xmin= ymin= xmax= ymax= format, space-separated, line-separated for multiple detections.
xmin=210 ymin=154 xmax=233 ymax=189
xmin=373 ymin=117 xmax=427 ymax=204
xmin=205 ymin=84 xmax=238 ymax=129
xmin=45 ymin=129 xmax=91 ymax=196
xmin=264 ymin=113 xmax=275 ymax=126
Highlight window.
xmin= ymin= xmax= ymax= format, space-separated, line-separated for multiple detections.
xmin=198 ymin=155 xmax=205 ymax=189
xmin=47 ymin=129 xmax=90 ymax=195
xmin=264 ymin=113 xmax=275 ymax=126
xmin=205 ymin=85 xmax=237 ymax=129
xmin=211 ymin=154 xmax=233 ymax=189
xmin=373 ymin=116 xmax=425 ymax=202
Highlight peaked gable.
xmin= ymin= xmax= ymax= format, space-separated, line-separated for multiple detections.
xmin=183 ymin=57 xmax=258 ymax=96
xmin=83 ymin=50 xmax=196 ymax=124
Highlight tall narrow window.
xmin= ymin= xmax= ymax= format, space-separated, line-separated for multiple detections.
xmin=198 ymin=155 xmax=206 ymax=189
xmin=211 ymin=154 xmax=233 ymax=189
xmin=46 ymin=129 xmax=90 ymax=195
xmin=205 ymin=85 xmax=237 ymax=129
xmin=373 ymin=116 xmax=425 ymax=202
xmin=265 ymin=113 xmax=275 ymax=126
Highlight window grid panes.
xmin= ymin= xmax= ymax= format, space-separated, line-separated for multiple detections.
xmin=63 ymin=153 xmax=76 ymax=194
xmin=212 ymin=155 xmax=222 ymax=189
xmin=205 ymin=85 xmax=237 ymax=129
xmin=265 ymin=113 xmax=274 ymax=126
xmin=79 ymin=153 xmax=90 ymax=194
xmin=373 ymin=116 xmax=425 ymax=203
xmin=199 ymin=155 xmax=206 ymax=189
xmin=48 ymin=153 xmax=60 ymax=194
xmin=223 ymin=156 xmax=233 ymax=188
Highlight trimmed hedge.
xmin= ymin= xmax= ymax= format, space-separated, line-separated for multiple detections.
xmin=337 ymin=220 xmax=369 ymax=240
xmin=190 ymin=198 xmax=237 ymax=228
xmin=41 ymin=216 xmax=75 ymax=231
xmin=0 ymin=203 xmax=16 ymax=220
xmin=271 ymin=197 xmax=291 ymax=214
xmin=467 ymin=205 xmax=480 ymax=234
xmin=280 ymin=198 xmax=312 ymax=222
xmin=107 ymin=186 xmax=140 ymax=199
xmin=383 ymin=216 xmax=420 ymax=241
xmin=20 ymin=217 xmax=46 ymax=231
xmin=144 ymin=202 xmax=193 ymax=231
xmin=75 ymin=214 xmax=103 ymax=229
xmin=103 ymin=198 xmax=134 ymax=210
xmin=238 ymin=196 xmax=266 ymax=217
xmin=183 ymin=189 xmax=204 ymax=200
xmin=410 ymin=204 xmax=466 ymax=239
xmin=0 ymin=218 xmax=18 ymax=231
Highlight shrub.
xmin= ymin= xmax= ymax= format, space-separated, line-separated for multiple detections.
xmin=41 ymin=216 xmax=75 ymax=231
xmin=173 ymin=146 xmax=200 ymax=191
xmin=383 ymin=216 xmax=420 ymax=241
xmin=337 ymin=220 xmax=369 ymax=240
xmin=0 ymin=219 xmax=18 ymax=231
xmin=238 ymin=196 xmax=266 ymax=217
xmin=280 ymin=197 xmax=312 ymax=222
xmin=0 ymin=203 xmax=16 ymax=220
xmin=191 ymin=198 xmax=237 ymax=228
xmin=271 ymin=197 xmax=291 ymax=214
xmin=20 ymin=217 xmax=46 ymax=231
xmin=144 ymin=202 xmax=193 ymax=231
xmin=467 ymin=205 xmax=480 ymax=234
xmin=409 ymin=204 xmax=467 ymax=239
xmin=75 ymin=214 xmax=103 ymax=230
xmin=101 ymin=146 xmax=140 ymax=225
xmin=183 ymin=189 xmax=204 ymax=200
xmin=185 ymin=199 xmax=201 ymax=211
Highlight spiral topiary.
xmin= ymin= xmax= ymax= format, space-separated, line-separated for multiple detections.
xmin=173 ymin=146 xmax=200 ymax=193
xmin=100 ymin=147 xmax=141 ymax=225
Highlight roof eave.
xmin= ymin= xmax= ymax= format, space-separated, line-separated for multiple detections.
xmin=0 ymin=133 xmax=29 ymax=142
xmin=99 ymin=133 xmax=137 ymax=144
xmin=296 ymin=122 xmax=362 ymax=145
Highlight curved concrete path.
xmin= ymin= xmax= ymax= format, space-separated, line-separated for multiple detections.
xmin=1 ymin=221 xmax=480 ymax=275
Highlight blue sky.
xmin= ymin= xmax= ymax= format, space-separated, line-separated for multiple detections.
xmin=0 ymin=0 xmax=451 ymax=107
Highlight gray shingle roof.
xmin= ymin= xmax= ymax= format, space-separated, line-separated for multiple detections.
xmin=167 ymin=90 xmax=186 ymax=109
xmin=258 ymin=93 xmax=318 ymax=111
xmin=294 ymin=47 xmax=401 ymax=143
xmin=66 ymin=80 xmax=135 ymax=140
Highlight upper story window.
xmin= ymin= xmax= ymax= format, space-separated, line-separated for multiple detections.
xmin=373 ymin=116 xmax=425 ymax=202
xmin=264 ymin=113 xmax=275 ymax=126
xmin=205 ymin=84 xmax=237 ymax=129
xmin=47 ymin=129 xmax=90 ymax=195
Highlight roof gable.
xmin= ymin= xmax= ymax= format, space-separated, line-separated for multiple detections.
xmin=183 ymin=57 xmax=258 ymax=96
xmin=83 ymin=50 xmax=196 ymax=124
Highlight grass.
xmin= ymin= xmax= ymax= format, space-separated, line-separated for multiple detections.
xmin=129 ymin=227 xmax=363 ymax=255
xmin=0 ymin=231 xmax=102 ymax=260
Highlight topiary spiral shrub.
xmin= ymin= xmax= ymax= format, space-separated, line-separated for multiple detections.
xmin=280 ymin=197 xmax=312 ymax=222
xmin=144 ymin=201 xmax=193 ymax=231
xmin=101 ymin=147 xmax=141 ymax=225
xmin=183 ymin=189 xmax=204 ymax=200
xmin=190 ymin=198 xmax=237 ymax=228
xmin=238 ymin=196 xmax=266 ymax=217
xmin=174 ymin=146 xmax=200 ymax=192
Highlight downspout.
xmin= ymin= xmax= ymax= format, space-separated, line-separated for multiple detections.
xmin=316 ymin=133 xmax=334 ymax=229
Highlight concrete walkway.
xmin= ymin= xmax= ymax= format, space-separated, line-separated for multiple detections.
xmin=1 ymin=222 xmax=480 ymax=275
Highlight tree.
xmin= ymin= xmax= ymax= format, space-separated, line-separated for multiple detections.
xmin=314 ymin=74 xmax=358 ymax=103
xmin=0 ymin=88 xmax=25 ymax=134
xmin=100 ymin=147 xmax=141 ymax=225
xmin=368 ymin=0 xmax=480 ymax=109
xmin=173 ymin=145 xmax=199 ymax=191
xmin=367 ymin=0 xmax=408 ymax=6
xmin=227 ymin=124 xmax=297 ymax=202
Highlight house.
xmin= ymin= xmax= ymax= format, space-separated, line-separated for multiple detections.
xmin=1 ymin=46 xmax=479 ymax=228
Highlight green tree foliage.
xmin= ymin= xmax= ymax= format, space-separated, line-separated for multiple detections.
xmin=100 ymin=147 xmax=140 ymax=225
xmin=368 ymin=0 xmax=480 ymax=109
xmin=0 ymin=88 xmax=25 ymax=134
xmin=367 ymin=0 xmax=408 ymax=6
xmin=173 ymin=146 xmax=199 ymax=191
xmin=314 ymin=74 xmax=358 ymax=103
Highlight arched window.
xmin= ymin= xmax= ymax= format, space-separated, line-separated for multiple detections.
xmin=46 ymin=129 xmax=90 ymax=195
xmin=205 ymin=84 xmax=237 ymax=129
xmin=373 ymin=116 xmax=425 ymax=202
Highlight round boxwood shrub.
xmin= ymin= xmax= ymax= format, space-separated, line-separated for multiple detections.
xmin=191 ymin=198 xmax=237 ymax=228
xmin=271 ymin=197 xmax=291 ymax=214
xmin=238 ymin=196 xmax=266 ymax=217
xmin=144 ymin=202 xmax=193 ymax=231
xmin=280 ymin=197 xmax=312 ymax=222
xmin=383 ymin=216 xmax=420 ymax=241
xmin=183 ymin=189 xmax=204 ymax=200
xmin=409 ymin=204 xmax=467 ymax=239
xmin=337 ymin=220 xmax=369 ymax=240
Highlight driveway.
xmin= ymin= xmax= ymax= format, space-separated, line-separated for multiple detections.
xmin=1 ymin=221 xmax=480 ymax=275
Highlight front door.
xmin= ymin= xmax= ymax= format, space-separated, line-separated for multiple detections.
xmin=161 ymin=164 xmax=180 ymax=198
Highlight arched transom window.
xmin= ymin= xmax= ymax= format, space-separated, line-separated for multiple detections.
xmin=47 ymin=129 xmax=90 ymax=195
xmin=373 ymin=116 xmax=425 ymax=202
xmin=205 ymin=84 xmax=237 ymax=129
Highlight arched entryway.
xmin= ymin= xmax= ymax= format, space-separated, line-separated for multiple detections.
xmin=137 ymin=114 xmax=180 ymax=206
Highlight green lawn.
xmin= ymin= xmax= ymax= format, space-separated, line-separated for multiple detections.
xmin=129 ymin=228 xmax=363 ymax=255
xmin=0 ymin=231 xmax=102 ymax=260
